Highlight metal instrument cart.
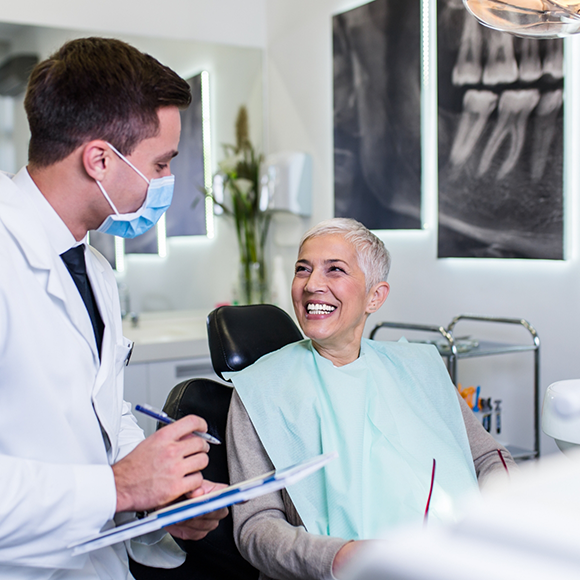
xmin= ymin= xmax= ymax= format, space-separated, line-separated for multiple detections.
xmin=369 ymin=314 xmax=540 ymax=461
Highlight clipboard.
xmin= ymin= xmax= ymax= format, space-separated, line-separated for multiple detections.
xmin=71 ymin=451 xmax=337 ymax=555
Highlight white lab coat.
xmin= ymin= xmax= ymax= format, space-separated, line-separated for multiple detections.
xmin=0 ymin=170 xmax=184 ymax=578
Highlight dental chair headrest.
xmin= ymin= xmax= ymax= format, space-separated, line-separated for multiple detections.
xmin=207 ymin=304 xmax=303 ymax=381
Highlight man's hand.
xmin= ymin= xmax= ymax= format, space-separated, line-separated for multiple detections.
xmin=113 ymin=415 xmax=210 ymax=513
xmin=165 ymin=480 xmax=229 ymax=540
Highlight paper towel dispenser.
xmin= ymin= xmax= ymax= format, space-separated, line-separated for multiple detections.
xmin=260 ymin=151 xmax=312 ymax=216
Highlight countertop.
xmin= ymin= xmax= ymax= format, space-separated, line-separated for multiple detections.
xmin=122 ymin=309 xmax=212 ymax=363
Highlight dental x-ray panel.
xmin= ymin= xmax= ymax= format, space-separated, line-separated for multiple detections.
xmin=437 ymin=1 xmax=564 ymax=259
xmin=164 ymin=72 xmax=206 ymax=237
xmin=333 ymin=0 xmax=422 ymax=230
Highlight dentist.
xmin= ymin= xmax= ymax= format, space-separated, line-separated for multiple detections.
xmin=0 ymin=37 xmax=226 ymax=579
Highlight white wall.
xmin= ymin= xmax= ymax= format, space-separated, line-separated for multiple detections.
xmin=265 ymin=0 xmax=580 ymax=455
xmin=1 ymin=0 xmax=267 ymax=48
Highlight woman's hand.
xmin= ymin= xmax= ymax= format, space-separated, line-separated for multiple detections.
xmin=165 ymin=480 xmax=229 ymax=541
xmin=332 ymin=540 xmax=366 ymax=578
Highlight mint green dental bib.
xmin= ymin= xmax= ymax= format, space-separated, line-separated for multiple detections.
xmin=227 ymin=338 xmax=478 ymax=540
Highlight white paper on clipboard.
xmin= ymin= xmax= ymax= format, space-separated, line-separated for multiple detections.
xmin=70 ymin=451 xmax=337 ymax=556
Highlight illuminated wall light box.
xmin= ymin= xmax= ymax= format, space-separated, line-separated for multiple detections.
xmin=261 ymin=152 xmax=312 ymax=216
xmin=438 ymin=0 xmax=564 ymax=259
xmin=463 ymin=0 xmax=580 ymax=38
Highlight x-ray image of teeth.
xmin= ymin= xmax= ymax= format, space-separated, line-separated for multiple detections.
xmin=333 ymin=0 xmax=421 ymax=230
xmin=449 ymin=90 xmax=498 ymax=168
xmin=438 ymin=1 xmax=563 ymax=259
xmin=531 ymin=90 xmax=563 ymax=182
xmin=543 ymin=39 xmax=564 ymax=80
xmin=477 ymin=89 xmax=540 ymax=179
xmin=482 ymin=29 xmax=519 ymax=85
xmin=452 ymin=14 xmax=483 ymax=85
xmin=519 ymin=39 xmax=542 ymax=83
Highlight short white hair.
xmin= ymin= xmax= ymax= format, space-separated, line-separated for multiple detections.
xmin=299 ymin=218 xmax=391 ymax=291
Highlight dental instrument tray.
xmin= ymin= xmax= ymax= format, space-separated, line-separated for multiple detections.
xmin=422 ymin=337 xmax=479 ymax=354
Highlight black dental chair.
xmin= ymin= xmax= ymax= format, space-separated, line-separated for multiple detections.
xmin=207 ymin=304 xmax=303 ymax=380
xmin=129 ymin=304 xmax=302 ymax=580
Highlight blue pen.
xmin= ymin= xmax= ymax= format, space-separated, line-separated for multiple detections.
xmin=135 ymin=404 xmax=221 ymax=445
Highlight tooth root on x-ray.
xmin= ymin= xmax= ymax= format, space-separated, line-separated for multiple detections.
xmin=478 ymin=89 xmax=541 ymax=180
xmin=452 ymin=12 xmax=483 ymax=85
xmin=536 ymin=89 xmax=563 ymax=117
xmin=531 ymin=89 xmax=563 ymax=181
xmin=543 ymin=39 xmax=564 ymax=80
xmin=519 ymin=39 xmax=542 ymax=83
xmin=450 ymin=90 xmax=498 ymax=167
xmin=482 ymin=31 xmax=519 ymax=85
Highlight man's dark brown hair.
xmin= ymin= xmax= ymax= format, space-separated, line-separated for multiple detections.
xmin=24 ymin=37 xmax=192 ymax=167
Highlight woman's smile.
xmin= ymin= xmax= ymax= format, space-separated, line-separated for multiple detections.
xmin=305 ymin=301 xmax=337 ymax=317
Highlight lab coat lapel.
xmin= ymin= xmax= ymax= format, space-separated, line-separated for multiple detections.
xmin=0 ymin=173 xmax=99 ymax=360
xmin=87 ymin=250 xmax=116 ymax=399
xmin=86 ymin=247 xmax=125 ymax=459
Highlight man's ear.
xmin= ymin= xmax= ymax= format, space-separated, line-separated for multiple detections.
xmin=366 ymin=282 xmax=390 ymax=314
xmin=81 ymin=140 xmax=112 ymax=181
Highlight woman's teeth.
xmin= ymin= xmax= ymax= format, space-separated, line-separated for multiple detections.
xmin=307 ymin=304 xmax=336 ymax=314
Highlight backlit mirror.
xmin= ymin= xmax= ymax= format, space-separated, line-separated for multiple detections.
xmin=0 ymin=22 xmax=263 ymax=273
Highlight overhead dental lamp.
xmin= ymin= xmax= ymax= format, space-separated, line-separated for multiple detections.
xmin=463 ymin=0 xmax=580 ymax=38
xmin=542 ymin=379 xmax=580 ymax=454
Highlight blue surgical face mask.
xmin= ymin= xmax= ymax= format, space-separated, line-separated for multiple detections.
xmin=96 ymin=143 xmax=174 ymax=239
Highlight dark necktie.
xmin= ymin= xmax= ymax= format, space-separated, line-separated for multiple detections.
xmin=60 ymin=244 xmax=104 ymax=358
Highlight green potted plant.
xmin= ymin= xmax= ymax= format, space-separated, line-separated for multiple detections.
xmin=206 ymin=106 xmax=271 ymax=304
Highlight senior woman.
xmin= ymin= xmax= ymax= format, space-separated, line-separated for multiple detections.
xmin=226 ymin=218 xmax=515 ymax=580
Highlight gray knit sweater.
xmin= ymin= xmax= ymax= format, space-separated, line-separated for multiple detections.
xmin=227 ymin=389 xmax=516 ymax=580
